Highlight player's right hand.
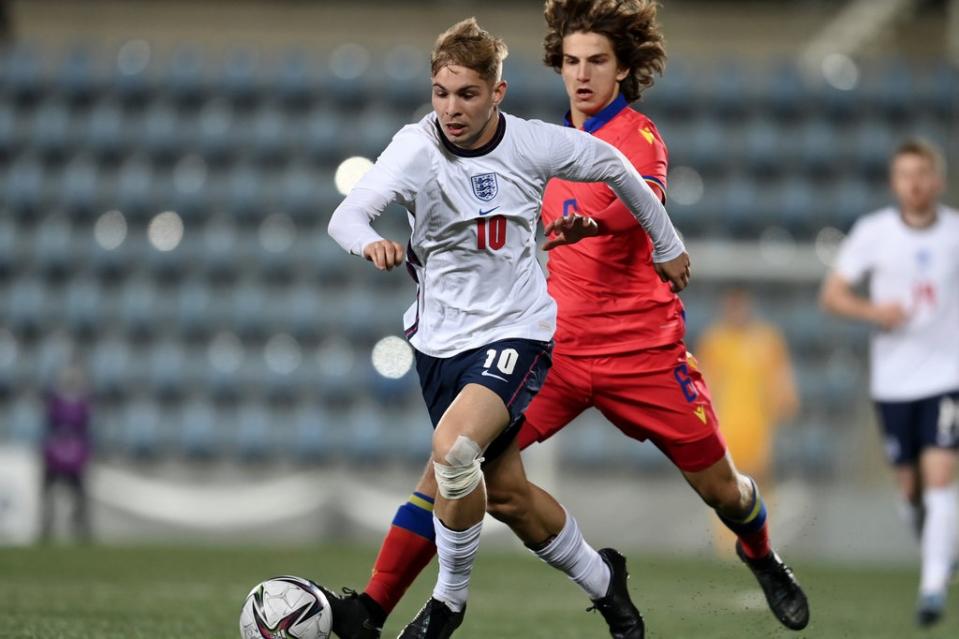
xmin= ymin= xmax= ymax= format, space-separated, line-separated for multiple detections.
xmin=362 ymin=239 xmax=405 ymax=271
xmin=871 ymin=302 xmax=908 ymax=330
xmin=654 ymin=252 xmax=691 ymax=292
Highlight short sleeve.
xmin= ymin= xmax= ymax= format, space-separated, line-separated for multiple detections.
xmin=833 ymin=218 xmax=876 ymax=285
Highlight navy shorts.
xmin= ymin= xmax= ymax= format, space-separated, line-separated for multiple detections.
xmin=414 ymin=338 xmax=553 ymax=463
xmin=875 ymin=390 xmax=959 ymax=465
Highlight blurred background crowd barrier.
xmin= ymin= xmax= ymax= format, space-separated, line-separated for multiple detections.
xmin=0 ymin=0 xmax=955 ymax=557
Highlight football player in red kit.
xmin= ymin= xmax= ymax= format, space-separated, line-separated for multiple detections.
xmin=322 ymin=2 xmax=809 ymax=636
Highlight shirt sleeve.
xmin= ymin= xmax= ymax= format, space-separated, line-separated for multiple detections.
xmin=544 ymin=124 xmax=685 ymax=263
xmin=327 ymin=128 xmax=428 ymax=256
xmin=833 ymin=218 xmax=875 ymax=285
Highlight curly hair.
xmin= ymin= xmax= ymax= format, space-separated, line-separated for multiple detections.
xmin=432 ymin=17 xmax=509 ymax=84
xmin=543 ymin=0 xmax=666 ymax=102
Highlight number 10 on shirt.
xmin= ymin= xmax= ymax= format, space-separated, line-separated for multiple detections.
xmin=477 ymin=215 xmax=507 ymax=250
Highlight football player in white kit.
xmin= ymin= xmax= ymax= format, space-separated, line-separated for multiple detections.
xmin=328 ymin=18 xmax=689 ymax=639
xmin=821 ymin=139 xmax=959 ymax=628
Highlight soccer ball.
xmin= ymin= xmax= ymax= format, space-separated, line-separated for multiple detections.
xmin=239 ymin=575 xmax=333 ymax=639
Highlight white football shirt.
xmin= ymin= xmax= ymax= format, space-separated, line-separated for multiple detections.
xmin=834 ymin=206 xmax=959 ymax=401
xmin=328 ymin=111 xmax=685 ymax=357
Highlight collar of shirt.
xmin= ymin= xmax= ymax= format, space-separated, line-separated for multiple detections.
xmin=564 ymin=94 xmax=629 ymax=133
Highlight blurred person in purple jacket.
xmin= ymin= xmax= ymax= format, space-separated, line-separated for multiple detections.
xmin=40 ymin=362 xmax=93 ymax=542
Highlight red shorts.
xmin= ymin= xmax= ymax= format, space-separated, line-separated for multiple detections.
xmin=517 ymin=341 xmax=727 ymax=472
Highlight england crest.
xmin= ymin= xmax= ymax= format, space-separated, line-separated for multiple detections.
xmin=470 ymin=173 xmax=498 ymax=202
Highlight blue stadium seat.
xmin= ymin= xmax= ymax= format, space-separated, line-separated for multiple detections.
xmin=247 ymin=104 xmax=290 ymax=162
xmin=121 ymin=397 xmax=163 ymax=458
xmin=8 ymin=278 xmax=48 ymax=335
xmin=235 ymin=401 xmax=273 ymax=460
xmin=178 ymin=397 xmax=218 ymax=459
xmin=277 ymin=162 xmax=322 ymax=220
xmin=860 ymin=59 xmax=914 ymax=120
xmin=227 ymin=283 xmax=270 ymax=338
xmin=917 ymin=61 xmax=957 ymax=118
xmin=292 ymin=402 xmax=337 ymax=462
xmin=140 ymin=101 xmax=185 ymax=161
xmin=343 ymin=401 xmax=394 ymax=462
xmin=270 ymin=49 xmax=318 ymax=107
xmin=223 ymin=162 xmax=266 ymax=221
xmin=851 ymin=120 xmax=896 ymax=176
xmin=776 ymin=177 xmax=817 ymax=236
xmin=4 ymin=154 xmax=46 ymax=214
xmin=796 ymin=118 xmax=839 ymax=176
xmin=349 ymin=107 xmax=406 ymax=158
xmin=8 ymin=396 xmax=43 ymax=444
xmin=742 ymin=119 xmax=779 ymax=174
xmin=196 ymin=98 xmax=237 ymax=162
xmin=705 ymin=60 xmax=752 ymax=119
xmin=56 ymin=45 xmax=102 ymax=103
xmin=146 ymin=341 xmax=188 ymax=398
xmin=218 ymin=48 xmax=261 ymax=106
xmin=0 ymin=101 xmax=23 ymax=156
xmin=0 ymin=43 xmax=45 ymax=101
xmin=64 ymin=278 xmax=103 ymax=336
xmin=760 ymin=60 xmax=808 ymax=120
xmin=117 ymin=278 xmax=159 ymax=337
xmin=173 ymin=279 xmax=214 ymax=338
xmin=90 ymin=338 xmax=132 ymax=396
xmin=0 ymin=216 xmax=18 ymax=274
xmin=115 ymin=156 xmax=155 ymax=217
xmin=33 ymin=215 xmax=75 ymax=275
xmin=30 ymin=99 xmax=73 ymax=160
xmin=302 ymin=107 xmax=346 ymax=162
xmin=165 ymin=45 xmax=210 ymax=105
xmin=58 ymin=154 xmax=100 ymax=214
xmin=83 ymin=99 xmax=127 ymax=159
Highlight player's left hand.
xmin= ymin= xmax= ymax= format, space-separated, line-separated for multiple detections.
xmin=654 ymin=252 xmax=691 ymax=292
xmin=542 ymin=214 xmax=599 ymax=250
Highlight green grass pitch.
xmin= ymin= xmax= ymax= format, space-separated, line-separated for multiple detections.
xmin=1 ymin=544 xmax=957 ymax=638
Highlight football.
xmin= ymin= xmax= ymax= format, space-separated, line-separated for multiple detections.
xmin=239 ymin=575 xmax=333 ymax=639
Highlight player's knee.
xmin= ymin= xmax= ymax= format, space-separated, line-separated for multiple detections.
xmin=432 ymin=434 xmax=484 ymax=500
xmin=696 ymin=474 xmax=742 ymax=511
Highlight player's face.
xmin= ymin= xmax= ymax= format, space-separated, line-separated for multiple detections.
xmin=561 ymin=31 xmax=629 ymax=124
xmin=432 ymin=65 xmax=506 ymax=150
xmin=890 ymin=153 xmax=944 ymax=213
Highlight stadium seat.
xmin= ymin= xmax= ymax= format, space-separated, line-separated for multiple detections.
xmin=64 ymin=278 xmax=103 ymax=337
xmin=178 ymin=397 xmax=218 ymax=459
xmin=90 ymin=337 xmax=133 ymax=396
xmin=4 ymin=154 xmax=46 ymax=214
xmin=223 ymin=162 xmax=266 ymax=222
xmin=173 ymin=279 xmax=214 ymax=338
xmin=56 ymin=45 xmax=102 ymax=104
xmin=146 ymin=340 xmax=188 ymax=399
xmin=8 ymin=277 xmax=48 ymax=335
xmin=115 ymin=156 xmax=156 ymax=218
xmin=165 ymin=45 xmax=210 ymax=105
xmin=218 ymin=47 xmax=261 ymax=106
xmin=302 ymin=106 xmax=346 ymax=162
xmin=0 ymin=100 xmax=23 ymax=157
xmin=58 ymin=154 xmax=100 ymax=214
xmin=8 ymin=395 xmax=43 ymax=444
xmin=247 ymin=103 xmax=290 ymax=163
xmin=31 ymin=99 xmax=73 ymax=160
xmin=196 ymin=98 xmax=237 ymax=162
xmin=0 ymin=216 xmax=18 ymax=274
xmin=269 ymin=49 xmax=318 ymax=108
xmin=140 ymin=100 xmax=185 ymax=161
xmin=1 ymin=43 xmax=44 ymax=102
xmin=235 ymin=401 xmax=273 ymax=460
xmin=121 ymin=396 xmax=163 ymax=458
xmin=291 ymin=402 xmax=337 ymax=463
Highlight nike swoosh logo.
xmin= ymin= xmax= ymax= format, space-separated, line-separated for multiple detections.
xmin=481 ymin=370 xmax=508 ymax=382
xmin=478 ymin=206 xmax=500 ymax=216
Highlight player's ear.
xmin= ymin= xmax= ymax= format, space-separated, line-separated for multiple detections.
xmin=616 ymin=66 xmax=629 ymax=83
xmin=492 ymin=79 xmax=507 ymax=107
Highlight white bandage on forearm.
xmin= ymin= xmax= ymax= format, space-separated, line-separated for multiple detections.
xmin=433 ymin=435 xmax=484 ymax=500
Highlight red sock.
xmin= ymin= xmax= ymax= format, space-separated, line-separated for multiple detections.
xmin=738 ymin=521 xmax=771 ymax=560
xmin=364 ymin=495 xmax=437 ymax=614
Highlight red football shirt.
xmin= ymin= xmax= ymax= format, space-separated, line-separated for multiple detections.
xmin=541 ymin=95 xmax=685 ymax=356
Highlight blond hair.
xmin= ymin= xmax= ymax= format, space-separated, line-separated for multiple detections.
xmin=892 ymin=137 xmax=946 ymax=175
xmin=543 ymin=0 xmax=665 ymax=102
xmin=431 ymin=17 xmax=508 ymax=83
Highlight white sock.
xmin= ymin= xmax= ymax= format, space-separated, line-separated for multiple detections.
xmin=920 ymin=485 xmax=958 ymax=595
xmin=529 ymin=508 xmax=611 ymax=600
xmin=896 ymin=498 xmax=923 ymax=541
xmin=432 ymin=515 xmax=483 ymax=613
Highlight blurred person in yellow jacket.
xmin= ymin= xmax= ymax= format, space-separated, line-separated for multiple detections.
xmin=696 ymin=287 xmax=799 ymax=554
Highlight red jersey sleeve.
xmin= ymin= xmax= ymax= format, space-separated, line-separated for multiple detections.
xmin=592 ymin=117 xmax=669 ymax=235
